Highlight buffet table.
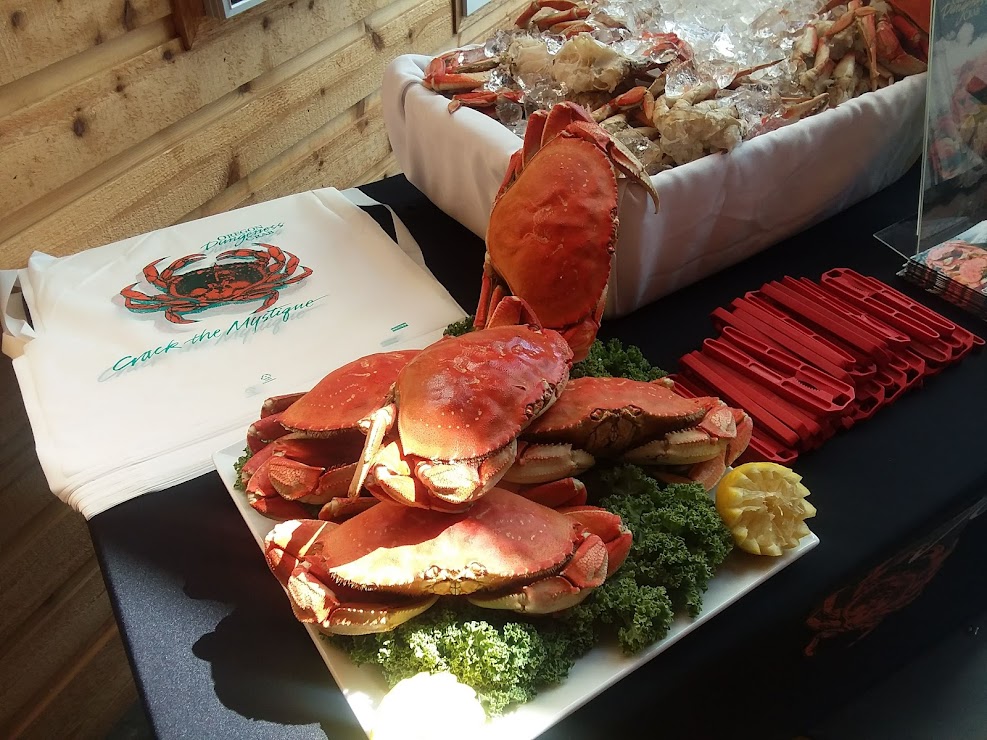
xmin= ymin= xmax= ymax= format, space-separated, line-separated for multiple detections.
xmin=79 ymin=165 xmax=987 ymax=740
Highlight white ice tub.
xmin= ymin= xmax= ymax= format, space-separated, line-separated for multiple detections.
xmin=382 ymin=54 xmax=926 ymax=317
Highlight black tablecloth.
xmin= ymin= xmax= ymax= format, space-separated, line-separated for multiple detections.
xmin=89 ymin=166 xmax=987 ymax=740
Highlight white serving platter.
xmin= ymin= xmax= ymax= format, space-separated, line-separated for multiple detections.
xmin=214 ymin=442 xmax=819 ymax=740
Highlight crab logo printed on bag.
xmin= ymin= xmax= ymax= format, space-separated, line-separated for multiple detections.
xmin=119 ymin=243 xmax=313 ymax=324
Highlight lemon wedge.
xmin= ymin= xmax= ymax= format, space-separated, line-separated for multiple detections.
xmin=715 ymin=462 xmax=816 ymax=556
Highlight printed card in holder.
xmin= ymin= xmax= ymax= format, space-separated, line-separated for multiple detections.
xmin=1 ymin=188 xmax=467 ymax=518
xmin=877 ymin=0 xmax=987 ymax=320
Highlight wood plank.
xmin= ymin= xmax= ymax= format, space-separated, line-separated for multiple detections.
xmin=0 ymin=16 xmax=175 ymax=119
xmin=0 ymin=0 xmax=396 ymax=217
xmin=0 ymin=356 xmax=53 ymax=542
xmin=0 ymin=501 xmax=94 ymax=638
xmin=0 ymin=559 xmax=113 ymax=730
xmin=239 ymin=98 xmax=393 ymax=209
xmin=354 ymin=151 xmax=402 ymax=186
xmin=0 ymin=0 xmax=452 ymax=267
xmin=171 ymin=0 xmax=207 ymax=49
xmin=3 ymin=619 xmax=136 ymax=740
xmin=179 ymin=92 xmax=387 ymax=221
xmin=353 ymin=152 xmax=403 ymax=186
xmin=183 ymin=97 xmax=404 ymax=216
xmin=0 ymin=0 xmax=171 ymax=85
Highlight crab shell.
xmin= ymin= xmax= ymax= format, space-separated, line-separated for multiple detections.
xmin=280 ymin=350 xmax=422 ymax=435
xmin=359 ymin=323 xmax=574 ymax=510
xmin=521 ymin=376 xmax=718 ymax=455
xmin=396 ymin=325 xmax=572 ymax=460
xmin=477 ymin=102 xmax=660 ymax=362
xmin=505 ymin=376 xmax=753 ymax=491
xmin=242 ymin=350 xmax=420 ymax=519
xmin=264 ymin=488 xmax=632 ymax=634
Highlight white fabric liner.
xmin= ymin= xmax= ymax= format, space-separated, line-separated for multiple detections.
xmin=0 ymin=188 xmax=467 ymax=518
xmin=383 ymin=54 xmax=927 ymax=317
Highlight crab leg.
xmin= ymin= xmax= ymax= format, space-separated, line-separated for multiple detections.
xmin=261 ymin=392 xmax=305 ymax=417
xmin=245 ymin=459 xmax=313 ymax=520
xmin=502 ymin=442 xmax=595 ymax=485
xmin=318 ymin=495 xmax=380 ymax=523
xmin=247 ymin=412 xmax=291 ymax=452
xmin=514 ymin=0 xmax=583 ymax=28
xmin=350 ymin=403 xmax=397 ymax=497
xmin=500 ymin=475 xmax=589 ymax=508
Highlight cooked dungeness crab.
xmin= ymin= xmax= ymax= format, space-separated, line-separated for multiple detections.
xmin=503 ymin=377 xmax=753 ymax=491
xmin=352 ymin=303 xmax=573 ymax=511
xmin=241 ymin=350 xmax=420 ymax=520
xmin=475 ymin=102 xmax=660 ymax=363
xmin=264 ymin=487 xmax=632 ymax=634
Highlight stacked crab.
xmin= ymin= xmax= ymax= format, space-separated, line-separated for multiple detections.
xmin=421 ymin=0 xmax=930 ymax=171
xmin=241 ymin=103 xmax=752 ymax=636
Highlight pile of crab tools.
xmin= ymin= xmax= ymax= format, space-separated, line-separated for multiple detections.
xmin=668 ymin=268 xmax=983 ymax=465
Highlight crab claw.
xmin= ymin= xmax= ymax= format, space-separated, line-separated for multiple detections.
xmin=265 ymin=519 xmax=438 ymax=635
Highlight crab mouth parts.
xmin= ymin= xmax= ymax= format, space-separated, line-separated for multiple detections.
xmin=421 ymin=563 xmax=490 ymax=595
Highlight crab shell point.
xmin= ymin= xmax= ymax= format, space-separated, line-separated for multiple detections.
xmin=278 ymin=350 xmax=419 ymax=434
xmin=308 ymin=489 xmax=584 ymax=595
xmin=395 ymin=326 xmax=572 ymax=461
xmin=487 ymin=138 xmax=619 ymax=328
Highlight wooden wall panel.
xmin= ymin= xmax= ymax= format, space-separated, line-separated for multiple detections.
xmin=0 ymin=0 xmax=527 ymax=735
xmin=0 ymin=0 xmax=171 ymax=84
xmin=5 ymin=620 xmax=137 ymax=740
xmin=0 ymin=359 xmax=51 ymax=540
xmin=0 ymin=559 xmax=112 ymax=730
xmin=0 ymin=0 xmax=456 ymax=267
xmin=0 ymin=0 xmax=395 ymax=222
xmin=0 ymin=501 xmax=93 ymax=639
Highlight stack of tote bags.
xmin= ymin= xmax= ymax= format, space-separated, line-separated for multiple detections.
xmin=0 ymin=188 xmax=467 ymax=518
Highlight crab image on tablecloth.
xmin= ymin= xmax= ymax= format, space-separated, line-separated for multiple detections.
xmin=119 ymin=243 xmax=313 ymax=324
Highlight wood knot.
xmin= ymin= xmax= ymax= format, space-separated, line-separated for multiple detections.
xmin=226 ymin=157 xmax=242 ymax=188
xmin=368 ymin=28 xmax=385 ymax=51
xmin=10 ymin=10 xmax=23 ymax=28
xmin=122 ymin=0 xmax=137 ymax=31
xmin=72 ymin=116 xmax=87 ymax=137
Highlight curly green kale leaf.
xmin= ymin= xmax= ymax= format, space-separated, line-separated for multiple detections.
xmin=562 ymin=573 xmax=674 ymax=654
xmin=570 ymin=338 xmax=668 ymax=381
xmin=591 ymin=464 xmax=733 ymax=618
xmin=443 ymin=315 xmax=476 ymax=337
xmin=331 ymin=603 xmax=587 ymax=715
xmin=232 ymin=446 xmax=252 ymax=491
